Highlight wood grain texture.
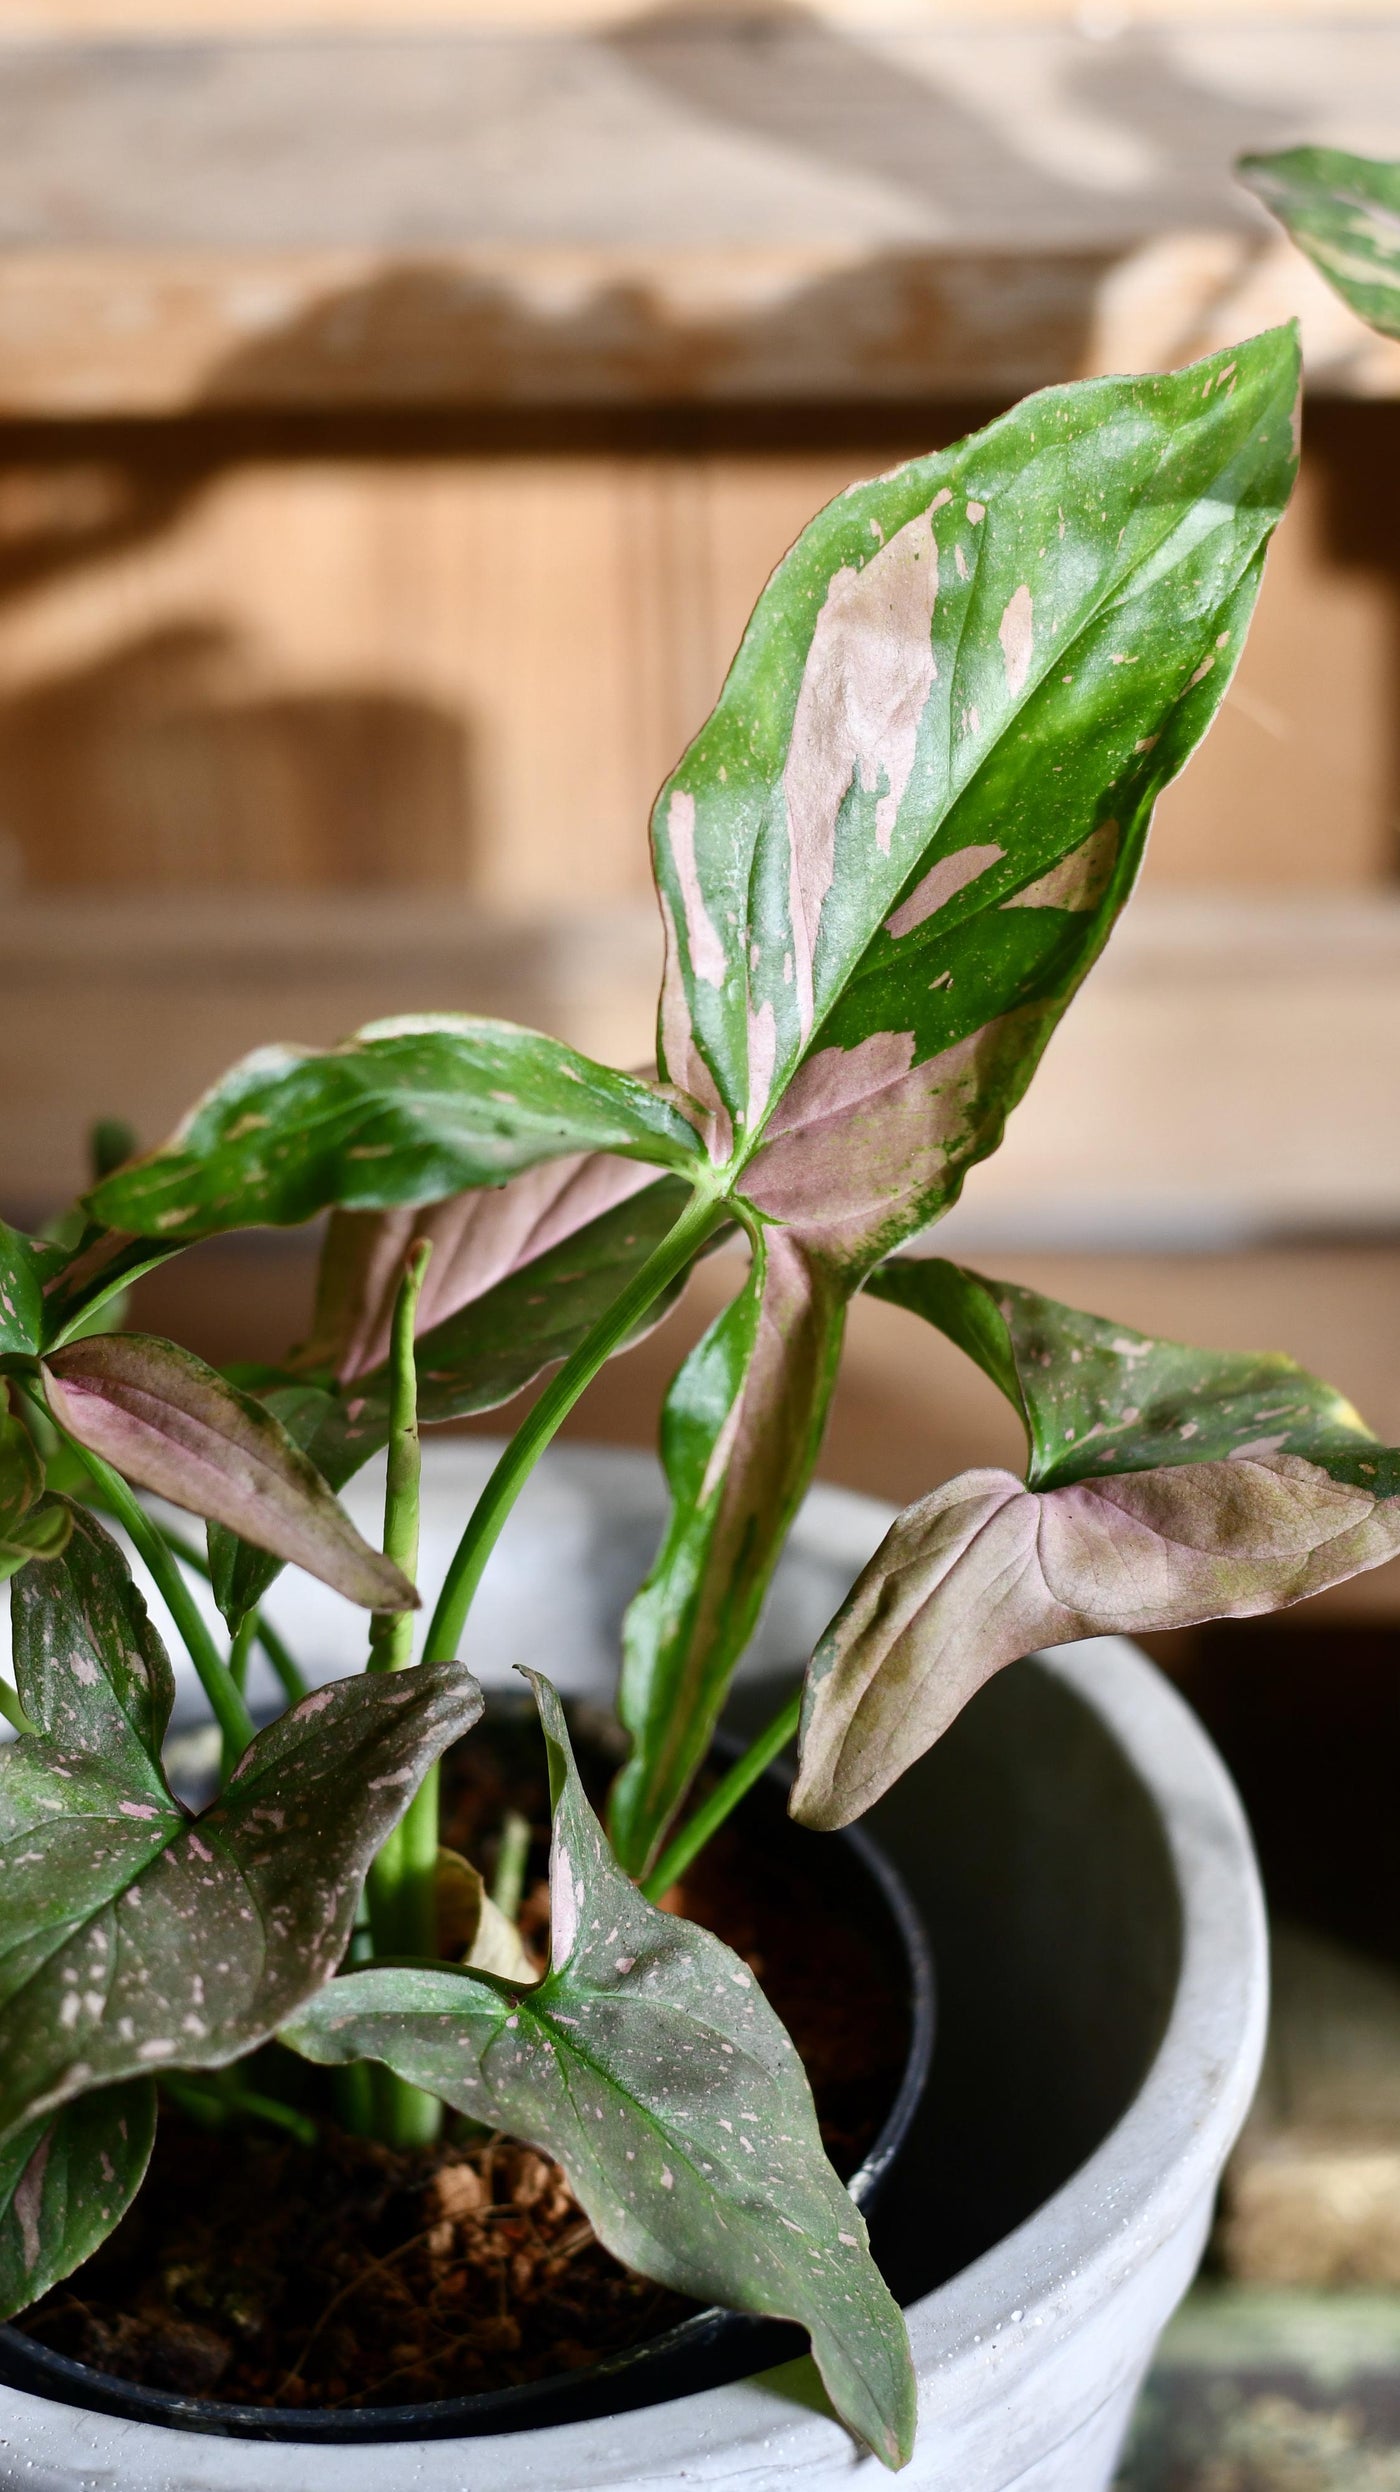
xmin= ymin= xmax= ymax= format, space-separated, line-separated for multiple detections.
xmin=0 ymin=19 xmax=1397 ymax=407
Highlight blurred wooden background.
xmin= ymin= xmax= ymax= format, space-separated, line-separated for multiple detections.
xmin=2 ymin=0 xmax=1399 ymax=1611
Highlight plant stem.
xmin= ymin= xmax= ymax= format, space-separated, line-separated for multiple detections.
xmin=222 ymin=1615 xmax=259 ymax=1778
xmin=0 ymin=1673 xmax=35 ymax=1737
xmin=157 ymin=1523 xmax=309 ymax=1705
xmin=641 ymin=1691 xmax=801 ymax=1902
xmin=31 ymin=1393 xmax=257 ymax=1762
xmin=362 ymin=1241 xmax=442 ymax=2150
xmin=491 ymin=1810 xmax=531 ymax=1925
xmin=422 ymin=1185 xmax=724 ymax=1669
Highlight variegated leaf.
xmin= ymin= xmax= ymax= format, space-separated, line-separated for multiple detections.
xmin=86 ymin=1017 xmax=702 ymax=1244
xmin=304 ymin=1151 xmax=666 ymax=1383
xmin=207 ymin=1171 xmax=704 ymax=1629
xmin=284 ymin=1672 xmax=915 ymax=2472
xmin=1240 ymin=147 xmax=1400 ymax=341
xmin=792 ymin=1262 xmax=1400 ymax=1828
xmin=0 ymin=1503 xmax=482 ymax=2143
xmin=0 ymin=2082 xmax=155 ymax=2320
xmin=42 ymin=1333 xmax=414 ymax=1613
xmin=619 ymin=329 xmax=1300 ymax=1869
xmin=0 ymin=1222 xmax=67 ymax=1358
xmin=610 ymin=1232 xmax=844 ymax=1875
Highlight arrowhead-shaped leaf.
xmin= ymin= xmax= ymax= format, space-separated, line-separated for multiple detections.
xmin=42 ymin=1334 xmax=415 ymax=1613
xmin=0 ymin=1409 xmax=71 ymax=1586
xmin=618 ymin=330 xmax=1300 ymax=1869
xmin=85 ymin=1018 xmax=702 ymax=1244
xmin=283 ymin=1672 xmax=914 ymax=2470
xmin=0 ymin=2082 xmax=155 ymax=2319
xmin=205 ymin=1170 xmax=706 ymax=1629
xmin=792 ymin=1260 xmax=1400 ymax=1828
xmin=305 ymin=1151 xmax=670 ymax=1383
xmin=1240 ymin=147 xmax=1400 ymax=340
xmin=0 ymin=1504 xmax=482 ymax=2143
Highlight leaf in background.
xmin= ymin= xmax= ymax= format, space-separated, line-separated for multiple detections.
xmin=304 ymin=1150 xmax=666 ymax=1383
xmin=0 ymin=1503 xmax=482 ymax=2143
xmin=619 ymin=329 xmax=1300 ymax=1871
xmin=1240 ymin=147 xmax=1400 ymax=340
xmin=42 ymin=1334 xmax=415 ymax=1613
xmin=0 ymin=1405 xmax=70 ymax=1585
xmin=206 ymin=1173 xmax=707 ymax=1630
xmin=792 ymin=1261 xmax=1400 ymax=1828
xmin=85 ymin=1018 xmax=702 ymax=1244
xmin=284 ymin=1673 xmax=914 ymax=2471
xmin=0 ymin=2082 xmax=155 ymax=2320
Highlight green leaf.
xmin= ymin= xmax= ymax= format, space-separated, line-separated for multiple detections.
xmin=0 ymin=2082 xmax=156 ymax=2320
xmin=0 ymin=1504 xmax=482 ymax=2143
xmin=42 ymin=1334 xmax=415 ymax=1614
xmin=610 ymin=1232 xmax=844 ymax=1875
xmin=283 ymin=1672 xmax=914 ymax=2471
xmin=614 ymin=333 xmax=1300 ymax=1870
xmin=1240 ymin=147 xmax=1400 ymax=341
xmin=0 ymin=1408 xmax=70 ymax=1587
xmin=85 ymin=1018 xmax=702 ymax=1244
xmin=204 ymin=1171 xmax=705 ymax=1629
xmin=867 ymin=1258 xmax=1379 ymax=1489
xmin=792 ymin=1261 xmax=1400 ymax=1829
xmin=0 ymin=1222 xmax=67 ymax=1357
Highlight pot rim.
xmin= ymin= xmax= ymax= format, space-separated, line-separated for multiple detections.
xmin=0 ymin=1457 xmax=1266 ymax=2488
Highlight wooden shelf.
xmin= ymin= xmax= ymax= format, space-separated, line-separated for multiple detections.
xmin=0 ymin=14 xmax=1398 ymax=411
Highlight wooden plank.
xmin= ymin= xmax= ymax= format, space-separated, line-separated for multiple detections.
xmin=2 ymin=891 xmax=1398 ymax=1234
xmin=0 ymin=22 xmax=1397 ymax=408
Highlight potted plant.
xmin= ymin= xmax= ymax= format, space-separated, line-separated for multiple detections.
xmin=1 ymin=311 xmax=1397 ymax=2489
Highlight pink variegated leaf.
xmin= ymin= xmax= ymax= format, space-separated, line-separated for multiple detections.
xmin=792 ymin=1261 xmax=1400 ymax=1827
xmin=617 ymin=331 xmax=1300 ymax=1870
xmin=304 ymin=1150 xmax=667 ymax=1385
xmin=792 ymin=1448 xmax=1400 ymax=1830
xmin=609 ymin=1231 xmax=844 ymax=1875
xmin=42 ymin=1333 xmax=414 ymax=1613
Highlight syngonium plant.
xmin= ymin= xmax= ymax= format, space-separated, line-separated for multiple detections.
xmin=3 ymin=317 xmax=1398 ymax=2469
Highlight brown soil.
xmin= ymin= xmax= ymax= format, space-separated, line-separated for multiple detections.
xmin=15 ymin=1709 xmax=910 ymax=2410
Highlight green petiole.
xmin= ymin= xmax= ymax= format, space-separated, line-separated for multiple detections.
xmin=641 ymin=1692 xmax=801 ymax=1902
xmin=422 ymin=1185 xmax=725 ymax=1671
xmin=362 ymin=1240 xmax=442 ymax=2150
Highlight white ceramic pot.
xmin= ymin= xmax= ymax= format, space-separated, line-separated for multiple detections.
xmin=0 ymin=1444 xmax=1267 ymax=2492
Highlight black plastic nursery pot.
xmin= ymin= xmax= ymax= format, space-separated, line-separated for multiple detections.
xmin=0 ymin=1723 xmax=934 ymax=2446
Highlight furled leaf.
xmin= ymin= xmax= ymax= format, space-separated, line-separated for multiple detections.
xmin=0 ymin=1503 xmax=482 ymax=2142
xmin=610 ymin=1231 xmax=844 ymax=1875
xmin=85 ymin=1018 xmax=702 ymax=1244
xmin=618 ymin=329 xmax=1301 ymax=1869
xmin=206 ymin=1172 xmax=705 ymax=1629
xmin=41 ymin=1333 xmax=415 ymax=1613
xmin=0 ymin=2081 xmax=156 ymax=2319
xmin=792 ymin=1261 xmax=1400 ymax=1828
xmin=434 ymin=1848 xmax=536 ymax=1984
xmin=284 ymin=1672 xmax=914 ymax=2471
xmin=0 ymin=1407 xmax=71 ymax=1586
xmin=1240 ymin=147 xmax=1400 ymax=341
